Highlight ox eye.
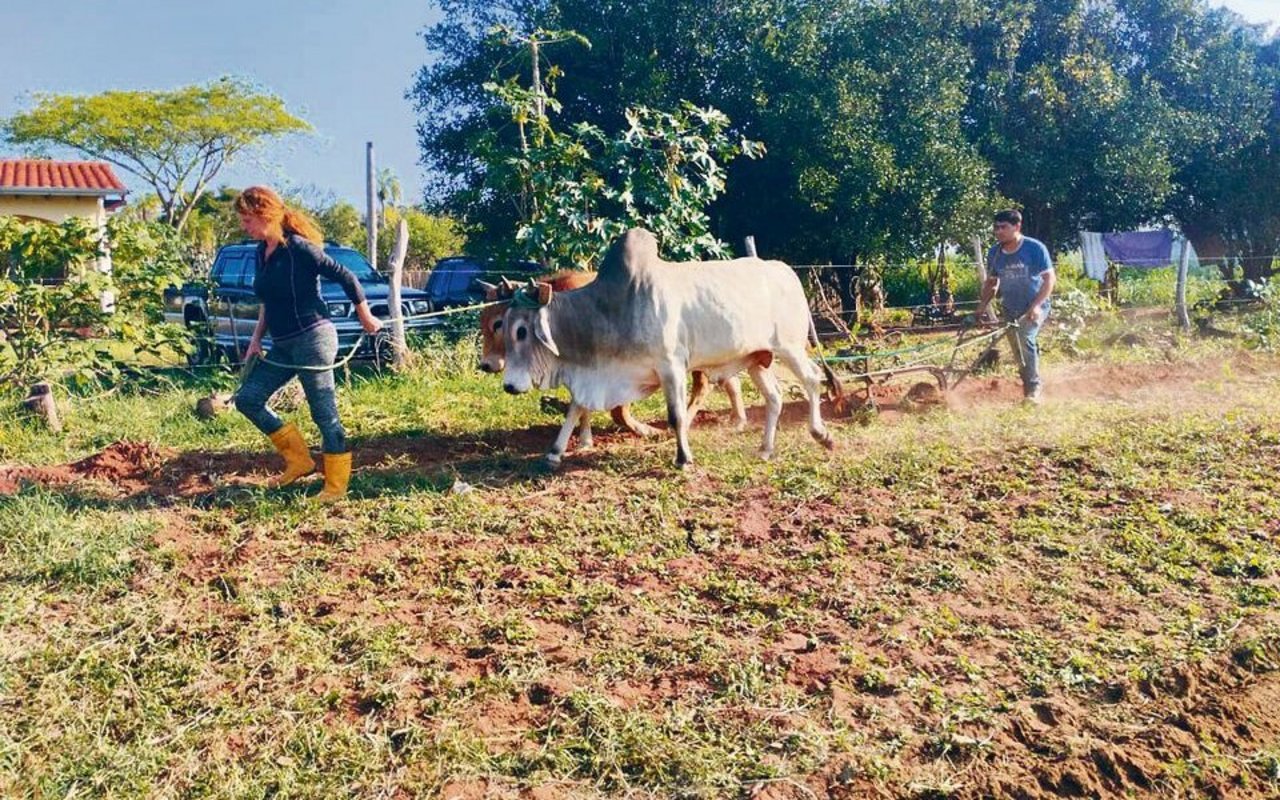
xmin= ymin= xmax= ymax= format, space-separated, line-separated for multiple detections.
xmin=516 ymin=327 xmax=528 ymax=342
xmin=493 ymin=319 xmax=503 ymax=332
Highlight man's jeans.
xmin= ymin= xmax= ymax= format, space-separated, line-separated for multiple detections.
xmin=235 ymin=323 xmax=347 ymax=453
xmin=1004 ymin=314 xmax=1045 ymax=396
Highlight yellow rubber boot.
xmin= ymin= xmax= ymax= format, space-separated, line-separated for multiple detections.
xmin=266 ymin=422 xmax=316 ymax=487
xmin=314 ymin=451 xmax=352 ymax=503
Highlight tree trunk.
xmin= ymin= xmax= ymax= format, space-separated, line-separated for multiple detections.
xmin=388 ymin=218 xmax=410 ymax=369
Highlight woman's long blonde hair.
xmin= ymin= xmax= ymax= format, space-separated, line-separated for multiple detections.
xmin=234 ymin=185 xmax=324 ymax=244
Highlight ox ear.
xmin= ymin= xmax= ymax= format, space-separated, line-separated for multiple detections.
xmin=534 ymin=306 xmax=560 ymax=356
xmin=474 ymin=279 xmax=499 ymax=302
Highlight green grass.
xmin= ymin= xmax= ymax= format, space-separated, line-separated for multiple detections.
xmin=1 ymin=320 xmax=1279 ymax=797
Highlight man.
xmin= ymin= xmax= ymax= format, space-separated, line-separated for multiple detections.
xmin=976 ymin=209 xmax=1056 ymax=405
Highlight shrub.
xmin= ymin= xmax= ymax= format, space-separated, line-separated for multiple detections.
xmin=0 ymin=216 xmax=193 ymax=388
xmin=1241 ymin=280 xmax=1280 ymax=350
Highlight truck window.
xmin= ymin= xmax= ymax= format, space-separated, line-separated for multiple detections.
xmin=449 ymin=264 xmax=478 ymax=295
xmin=238 ymin=254 xmax=257 ymax=289
xmin=220 ymin=254 xmax=250 ymax=289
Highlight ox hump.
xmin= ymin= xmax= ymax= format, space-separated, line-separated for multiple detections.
xmin=599 ymin=228 xmax=662 ymax=281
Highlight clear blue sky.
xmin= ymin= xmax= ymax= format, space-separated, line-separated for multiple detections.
xmin=0 ymin=1 xmax=1274 ymax=209
xmin=0 ymin=1 xmax=441 ymax=207
xmin=1220 ymin=0 xmax=1280 ymax=27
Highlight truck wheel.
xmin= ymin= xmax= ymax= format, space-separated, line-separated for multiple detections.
xmin=186 ymin=319 xmax=218 ymax=367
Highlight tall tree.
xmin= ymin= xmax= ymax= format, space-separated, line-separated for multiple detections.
xmin=2 ymin=78 xmax=310 ymax=232
xmin=965 ymin=0 xmax=1183 ymax=252
xmin=376 ymin=167 xmax=403 ymax=220
xmin=411 ymin=0 xmax=1280 ymax=273
xmin=410 ymin=0 xmax=998 ymax=273
xmin=1149 ymin=5 xmax=1280 ymax=277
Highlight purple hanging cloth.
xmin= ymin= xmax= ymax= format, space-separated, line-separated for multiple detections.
xmin=1101 ymin=230 xmax=1175 ymax=268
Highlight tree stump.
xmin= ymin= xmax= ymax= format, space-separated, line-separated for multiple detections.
xmin=22 ymin=382 xmax=62 ymax=432
xmin=195 ymin=392 xmax=234 ymax=420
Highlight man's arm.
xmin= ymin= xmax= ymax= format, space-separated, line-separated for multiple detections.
xmin=975 ymin=275 xmax=1000 ymax=321
xmin=1023 ymin=270 xmax=1056 ymax=323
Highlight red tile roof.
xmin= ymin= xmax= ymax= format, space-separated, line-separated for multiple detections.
xmin=0 ymin=159 xmax=128 ymax=195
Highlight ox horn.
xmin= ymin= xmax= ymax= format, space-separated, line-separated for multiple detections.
xmin=473 ymin=279 xmax=499 ymax=302
xmin=534 ymin=281 xmax=553 ymax=306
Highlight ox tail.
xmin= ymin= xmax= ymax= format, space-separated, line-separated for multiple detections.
xmin=807 ymin=311 xmax=847 ymax=413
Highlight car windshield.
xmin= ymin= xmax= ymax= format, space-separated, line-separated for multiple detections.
xmin=328 ymin=249 xmax=386 ymax=283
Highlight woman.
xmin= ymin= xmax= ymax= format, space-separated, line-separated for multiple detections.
xmin=232 ymin=186 xmax=382 ymax=502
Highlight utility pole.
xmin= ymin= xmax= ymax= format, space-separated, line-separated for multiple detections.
xmin=366 ymin=142 xmax=377 ymax=267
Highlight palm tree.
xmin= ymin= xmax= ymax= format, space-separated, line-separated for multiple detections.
xmin=376 ymin=168 xmax=402 ymax=220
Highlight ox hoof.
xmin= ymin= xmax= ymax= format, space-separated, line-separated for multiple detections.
xmin=543 ymin=453 xmax=564 ymax=471
xmin=631 ymin=423 xmax=662 ymax=439
xmin=757 ymin=448 xmax=775 ymax=462
xmin=732 ymin=419 xmax=749 ymax=433
xmin=813 ymin=431 xmax=836 ymax=451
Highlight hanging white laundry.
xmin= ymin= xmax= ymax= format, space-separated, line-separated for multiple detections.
xmin=1080 ymin=231 xmax=1108 ymax=281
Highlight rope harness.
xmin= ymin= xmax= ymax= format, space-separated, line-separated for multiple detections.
xmin=248 ymin=299 xmax=504 ymax=373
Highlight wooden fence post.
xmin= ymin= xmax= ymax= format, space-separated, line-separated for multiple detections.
xmin=1175 ymin=238 xmax=1192 ymax=330
xmin=388 ymin=217 xmax=410 ymax=368
xmin=971 ymin=236 xmax=987 ymax=284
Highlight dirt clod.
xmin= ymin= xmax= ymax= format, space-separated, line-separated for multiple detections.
xmin=70 ymin=440 xmax=171 ymax=483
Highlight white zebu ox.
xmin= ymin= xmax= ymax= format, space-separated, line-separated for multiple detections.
xmin=501 ymin=228 xmax=840 ymax=468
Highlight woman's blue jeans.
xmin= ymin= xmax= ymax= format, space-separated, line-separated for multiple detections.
xmin=234 ymin=323 xmax=348 ymax=453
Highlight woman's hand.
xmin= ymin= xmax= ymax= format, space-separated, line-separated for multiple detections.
xmin=355 ymin=303 xmax=384 ymax=334
xmin=244 ymin=338 xmax=263 ymax=361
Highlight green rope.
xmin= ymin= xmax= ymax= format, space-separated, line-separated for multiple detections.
xmin=255 ymin=299 xmax=504 ymax=373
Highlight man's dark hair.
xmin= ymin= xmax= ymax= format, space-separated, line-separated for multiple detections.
xmin=994 ymin=209 xmax=1022 ymax=226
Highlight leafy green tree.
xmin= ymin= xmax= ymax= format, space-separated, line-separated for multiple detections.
xmin=473 ymin=68 xmax=761 ymax=267
xmin=514 ymin=102 xmax=763 ymax=267
xmin=311 ymin=200 xmax=365 ymax=248
xmin=1150 ymin=7 xmax=1280 ymax=278
xmin=412 ymin=0 xmax=996 ymax=272
xmin=1 ymin=78 xmax=310 ymax=232
xmin=963 ymin=1 xmax=1186 ymax=251
xmin=411 ymin=0 xmax=1280 ymax=293
xmin=377 ymin=207 xmax=466 ymax=271
xmin=178 ymin=187 xmax=245 ymax=263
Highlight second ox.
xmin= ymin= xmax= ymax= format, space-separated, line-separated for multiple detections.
xmin=500 ymin=228 xmax=843 ymax=468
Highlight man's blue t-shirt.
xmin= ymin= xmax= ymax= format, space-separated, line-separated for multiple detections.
xmin=987 ymin=236 xmax=1053 ymax=318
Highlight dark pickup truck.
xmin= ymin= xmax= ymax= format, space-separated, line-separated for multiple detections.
xmin=165 ymin=242 xmax=440 ymax=365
